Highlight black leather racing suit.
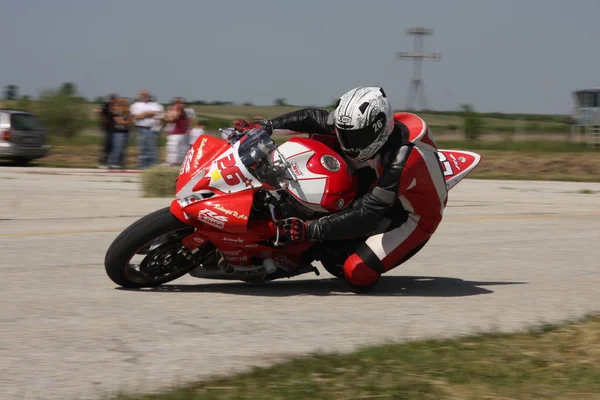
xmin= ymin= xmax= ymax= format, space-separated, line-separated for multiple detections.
xmin=269 ymin=108 xmax=414 ymax=242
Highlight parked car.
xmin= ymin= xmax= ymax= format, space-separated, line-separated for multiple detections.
xmin=0 ymin=109 xmax=51 ymax=165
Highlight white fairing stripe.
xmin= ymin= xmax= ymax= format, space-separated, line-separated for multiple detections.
xmin=277 ymin=141 xmax=330 ymax=213
xmin=416 ymin=148 xmax=447 ymax=205
xmin=366 ymin=214 xmax=420 ymax=260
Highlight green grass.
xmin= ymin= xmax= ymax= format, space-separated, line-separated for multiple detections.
xmin=436 ymin=139 xmax=597 ymax=153
xmin=468 ymin=172 xmax=600 ymax=182
xmin=113 ymin=315 xmax=600 ymax=400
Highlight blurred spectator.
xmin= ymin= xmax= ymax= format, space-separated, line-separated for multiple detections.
xmin=163 ymin=101 xmax=189 ymax=166
xmin=108 ymin=97 xmax=133 ymax=169
xmin=189 ymin=119 xmax=206 ymax=146
xmin=176 ymin=97 xmax=196 ymax=124
xmin=130 ymin=90 xmax=164 ymax=169
xmin=95 ymin=94 xmax=116 ymax=168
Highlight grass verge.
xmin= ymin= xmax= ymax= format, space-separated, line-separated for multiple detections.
xmin=114 ymin=315 xmax=600 ymax=399
xmin=436 ymin=139 xmax=598 ymax=153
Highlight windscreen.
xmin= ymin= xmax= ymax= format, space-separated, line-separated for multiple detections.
xmin=237 ymin=129 xmax=276 ymax=168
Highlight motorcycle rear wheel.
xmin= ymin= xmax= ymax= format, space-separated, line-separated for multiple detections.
xmin=105 ymin=207 xmax=209 ymax=288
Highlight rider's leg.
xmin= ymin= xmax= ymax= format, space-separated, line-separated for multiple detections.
xmin=342 ymin=217 xmax=432 ymax=288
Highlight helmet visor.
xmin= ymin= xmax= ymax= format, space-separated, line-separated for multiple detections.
xmin=337 ymin=126 xmax=378 ymax=158
xmin=336 ymin=112 xmax=386 ymax=159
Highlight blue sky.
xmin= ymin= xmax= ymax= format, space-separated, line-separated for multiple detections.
xmin=2 ymin=0 xmax=599 ymax=113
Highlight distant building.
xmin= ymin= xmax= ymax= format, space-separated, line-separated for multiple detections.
xmin=572 ymin=88 xmax=600 ymax=146
xmin=572 ymin=88 xmax=600 ymax=125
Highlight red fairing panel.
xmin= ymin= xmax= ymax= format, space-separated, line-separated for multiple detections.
xmin=393 ymin=112 xmax=438 ymax=150
xmin=392 ymin=112 xmax=481 ymax=191
xmin=438 ymin=150 xmax=482 ymax=190
xmin=177 ymin=190 xmax=254 ymax=234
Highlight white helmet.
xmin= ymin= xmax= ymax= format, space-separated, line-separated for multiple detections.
xmin=333 ymin=87 xmax=394 ymax=162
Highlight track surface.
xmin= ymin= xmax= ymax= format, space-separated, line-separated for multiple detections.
xmin=1 ymin=167 xmax=599 ymax=399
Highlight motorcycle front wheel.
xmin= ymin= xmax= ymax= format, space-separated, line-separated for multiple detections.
xmin=104 ymin=207 xmax=213 ymax=288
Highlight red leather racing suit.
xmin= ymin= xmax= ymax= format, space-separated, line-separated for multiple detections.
xmin=269 ymin=109 xmax=448 ymax=286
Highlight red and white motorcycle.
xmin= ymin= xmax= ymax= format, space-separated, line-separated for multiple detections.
xmin=105 ymin=122 xmax=481 ymax=288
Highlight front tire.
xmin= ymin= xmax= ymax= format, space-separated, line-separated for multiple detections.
xmin=105 ymin=207 xmax=199 ymax=288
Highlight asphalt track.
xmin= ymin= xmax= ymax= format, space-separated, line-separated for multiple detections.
xmin=1 ymin=167 xmax=599 ymax=399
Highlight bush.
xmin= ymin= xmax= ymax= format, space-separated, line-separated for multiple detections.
xmin=15 ymin=96 xmax=35 ymax=113
xmin=36 ymin=89 xmax=89 ymax=138
xmin=460 ymin=104 xmax=485 ymax=141
xmin=141 ymin=166 xmax=180 ymax=197
xmin=525 ymin=122 xmax=540 ymax=133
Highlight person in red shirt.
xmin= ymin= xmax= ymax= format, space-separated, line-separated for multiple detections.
xmin=163 ymin=101 xmax=189 ymax=166
xmin=235 ymin=87 xmax=447 ymax=291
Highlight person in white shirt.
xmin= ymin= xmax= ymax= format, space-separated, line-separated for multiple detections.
xmin=189 ymin=120 xmax=206 ymax=146
xmin=130 ymin=90 xmax=164 ymax=169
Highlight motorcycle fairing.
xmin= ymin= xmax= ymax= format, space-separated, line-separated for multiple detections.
xmin=437 ymin=150 xmax=482 ymax=191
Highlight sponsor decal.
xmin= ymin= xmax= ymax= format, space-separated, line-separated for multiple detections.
xmin=213 ymin=204 xmax=248 ymax=221
xmin=220 ymin=238 xmax=258 ymax=248
xmin=222 ymin=237 xmax=244 ymax=244
xmin=193 ymin=137 xmax=208 ymax=169
xmin=177 ymin=194 xmax=202 ymax=208
xmin=336 ymin=198 xmax=345 ymax=209
xmin=193 ymin=237 xmax=205 ymax=244
xmin=338 ymin=115 xmax=352 ymax=124
xmin=180 ymin=148 xmax=195 ymax=175
xmin=450 ymin=154 xmax=462 ymax=170
xmin=221 ymin=249 xmax=242 ymax=256
xmin=290 ymin=161 xmax=303 ymax=177
xmin=274 ymin=255 xmax=297 ymax=271
xmin=320 ymin=154 xmax=341 ymax=172
xmin=198 ymin=209 xmax=228 ymax=229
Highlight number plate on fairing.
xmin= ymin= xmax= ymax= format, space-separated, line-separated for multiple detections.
xmin=206 ymin=145 xmax=262 ymax=194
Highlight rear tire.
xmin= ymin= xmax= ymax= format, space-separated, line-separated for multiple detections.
xmin=104 ymin=207 xmax=196 ymax=288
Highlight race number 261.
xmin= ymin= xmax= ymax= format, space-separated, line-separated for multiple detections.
xmin=216 ymin=154 xmax=246 ymax=186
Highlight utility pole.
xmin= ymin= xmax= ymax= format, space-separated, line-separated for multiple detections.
xmin=395 ymin=27 xmax=441 ymax=111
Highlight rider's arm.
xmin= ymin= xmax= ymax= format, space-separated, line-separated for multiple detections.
xmin=269 ymin=108 xmax=334 ymax=135
xmin=306 ymin=143 xmax=415 ymax=241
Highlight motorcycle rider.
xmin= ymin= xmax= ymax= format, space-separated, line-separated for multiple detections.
xmin=234 ymin=87 xmax=447 ymax=290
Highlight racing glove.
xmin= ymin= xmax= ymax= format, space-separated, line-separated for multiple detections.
xmin=233 ymin=119 xmax=273 ymax=135
xmin=279 ymin=217 xmax=306 ymax=241
xmin=278 ymin=218 xmax=323 ymax=242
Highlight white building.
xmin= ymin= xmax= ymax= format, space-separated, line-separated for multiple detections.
xmin=572 ymin=88 xmax=600 ymax=146
xmin=572 ymin=88 xmax=600 ymax=125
